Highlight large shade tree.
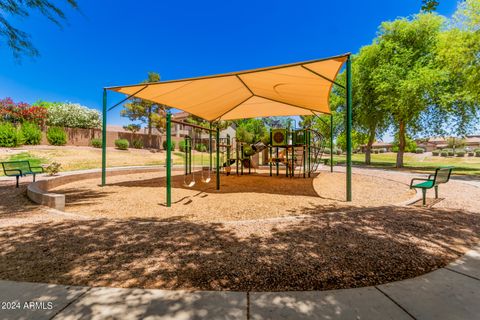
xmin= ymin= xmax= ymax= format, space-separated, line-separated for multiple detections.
xmin=351 ymin=43 xmax=391 ymax=164
xmin=435 ymin=0 xmax=480 ymax=134
xmin=374 ymin=13 xmax=447 ymax=167
xmin=422 ymin=0 xmax=440 ymax=11
xmin=121 ymin=72 xmax=168 ymax=145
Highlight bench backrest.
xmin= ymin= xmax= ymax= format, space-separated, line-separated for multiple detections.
xmin=434 ymin=167 xmax=453 ymax=184
xmin=1 ymin=161 xmax=32 ymax=174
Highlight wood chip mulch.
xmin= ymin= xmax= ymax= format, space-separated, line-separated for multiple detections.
xmin=0 ymin=205 xmax=479 ymax=291
xmin=0 ymin=170 xmax=479 ymax=292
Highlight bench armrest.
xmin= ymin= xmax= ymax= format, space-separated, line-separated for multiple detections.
xmin=428 ymin=174 xmax=435 ymax=180
xmin=410 ymin=178 xmax=430 ymax=188
xmin=4 ymin=169 xmax=22 ymax=176
xmin=30 ymin=166 xmax=44 ymax=173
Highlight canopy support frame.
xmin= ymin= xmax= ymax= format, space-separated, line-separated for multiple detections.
xmin=346 ymin=55 xmax=352 ymax=201
xmin=301 ymin=65 xmax=346 ymax=89
xmin=102 ymin=53 xmax=353 ymax=205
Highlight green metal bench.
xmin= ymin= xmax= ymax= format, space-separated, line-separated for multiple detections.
xmin=410 ymin=166 xmax=453 ymax=206
xmin=1 ymin=160 xmax=44 ymax=188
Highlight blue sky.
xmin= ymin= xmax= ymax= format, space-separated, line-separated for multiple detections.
xmin=0 ymin=0 xmax=458 ymax=128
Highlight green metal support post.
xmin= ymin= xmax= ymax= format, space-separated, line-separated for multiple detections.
xmin=285 ymin=128 xmax=289 ymax=178
xmin=240 ymin=145 xmax=244 ymax=175
xmin=184 ymin=137 xmax=187 ymax=175
xmin=209 ymin=123 xmax=213 ymax=171
xmin=184 ymin=136 xmax=190 ymax=175
xmin=330 ymin=114 xmax=333 ymax=173
xmin=303 ymin=130 xmax=306 ymax=178
xmin=166 ymin=112 xmax=172 ymax=207
xmin=346 ymin=54 xmax=353 ymax=201
xmin=216 ymin=125 xmax=220 ymax=190
xmin=269 ymin=130 xmax=273 ymax=177
xmin=276 ymin=147 xmax=279 ymax=176
xmin=285 ymin=145 xmax=289 ymax=177
xmin=226 ymin=134 xmax=231 ymax=164
xmin=236 ymin=139 xmax=239 ymax=175
xmin=307 ymin=130 xmax=311 ymax=178
xmin=101 ymin=89 xmax=107 ymax=186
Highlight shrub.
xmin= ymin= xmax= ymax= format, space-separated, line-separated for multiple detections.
xmin=21 ymin=122 xmax=42 ymax=145
xmin=456 ymin=150 xmax=466 ymax=157
xmin=178 ymin=140 xmax=187 ymax=152
xmin=468 ymin=151 xmax=474 ymax=157
xmin=415 ymin=148 xmax=424 ymax=154
xmin=0 ymin=122 xmax=23 ymax=147
xmin=91 ymin=138 xmax=102 ymax=148
xmin=45 ymin=162 xmax=61 ymax=176
xmin=441 ymin=151 xmax=448 ymax=157
xmin=447 ymin=137 xmax=466 ymax=149
xmin=324 ymin=158 xmax=337 ymax=166
xmin=162 ymin=140 xmax=176 ymax=151
xmin=195 ymin=143 xmax=207 ymax=152
xmin=379 ymin=148 xmax=386 ymax=153
xmin=373 ymin=149 xmax=379 ymax=154
xmin=115 ymin=139 xmax=129 ymax=150
xmin=21 ymin=105 xmax=48 ymax=126
xmin=392 ymin=135 xmax=417 ymax=153
xmin=432 ymin=150 xmax=440 ymax=156
xmin=132 ymin=139 xmax=144 ymax=149
xmin=47 ymin=103 xmax=101 ymax=129
xmin=448 ymin=150 xmax=454 ymax=156
xmin=324 ymin=148 xmax=331 ymax=154
xmin=335 ymin=149 xmax=342 ymax=155
xmin=476 ymin=150 xmax=480 ymax=157
xmin=243 ymin=145 xmax=254 ymax=156
xmin=0 ymin=97 xmax=47 ymax=125
xmin=47 ymin=127 xmax=67 ymax=146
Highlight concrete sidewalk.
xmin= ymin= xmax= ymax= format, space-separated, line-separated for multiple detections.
xmin=0 ymin=246 xmax=479 ymax=320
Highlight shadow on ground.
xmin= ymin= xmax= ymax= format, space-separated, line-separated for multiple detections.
xmin=0 ymin=204 xmax=479 ymax=292
xmin=54 ymin=173 xmax=323 ymax=209
xmin=111 ymin=173 xmax=322 ymax=197
xmin=0 ymin=180 xmax=42 ymax=216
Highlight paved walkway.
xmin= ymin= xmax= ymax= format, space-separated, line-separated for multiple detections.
xmin=0 ymin=246 xmax=479 ymax=320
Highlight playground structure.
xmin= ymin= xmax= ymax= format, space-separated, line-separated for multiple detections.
xmin=178 ymin=120 xmax=327 ymax=184
xmin=101 ymin=53 xmax=353 ymax=207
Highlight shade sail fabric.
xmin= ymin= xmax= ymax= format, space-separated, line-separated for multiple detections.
xmin=106 ymin=54 xmax=348 ymax=121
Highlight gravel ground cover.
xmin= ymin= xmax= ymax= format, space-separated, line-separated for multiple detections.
xmin=51 ymin=171 xmax=415 ymax=222
xmin=0 ymin=205 xmax=479 ymax=291
xmin=0 ymin=168 xmax=479 ymax=291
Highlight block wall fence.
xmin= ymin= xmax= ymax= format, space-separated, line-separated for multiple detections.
xmin=39 ymin=127 xmax=183 ymax=149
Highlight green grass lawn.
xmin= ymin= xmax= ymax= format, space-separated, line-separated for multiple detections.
xmin=2 ymin=152 xmax=47 ymax=168
xmin=331 ymin=152 xmax=480 ymax=176
xmin=3 ymin=147 xmax=479 ymax=177
xmin=173 ymin=151 xmax=228 ymax=166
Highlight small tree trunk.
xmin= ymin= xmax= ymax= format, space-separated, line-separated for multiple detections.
xmin=365 ymin=132 xmax=375 ymax=165
xmin=396 ymin=120 xmax=406 ymax=168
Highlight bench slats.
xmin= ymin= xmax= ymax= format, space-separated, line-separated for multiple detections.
xmin=1 ymin=160 xmax=44 ymax=188
xmin=410 ymin=166 xmax=453 ymax=206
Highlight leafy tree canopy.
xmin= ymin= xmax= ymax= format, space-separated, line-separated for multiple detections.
xmin=121 ymin=72 xmax=168 ymax=137
xmin=421 ymin=0 xmax=440 ymax=12
xmin=0 ymin=0 xmax=78 ymax=59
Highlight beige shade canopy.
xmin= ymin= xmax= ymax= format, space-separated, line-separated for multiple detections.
xmin=106 ymin=53 xmax=349 ymax=121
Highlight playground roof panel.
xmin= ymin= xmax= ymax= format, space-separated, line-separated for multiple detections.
xmin=107 ymin=53 xmax=349 ymax=121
